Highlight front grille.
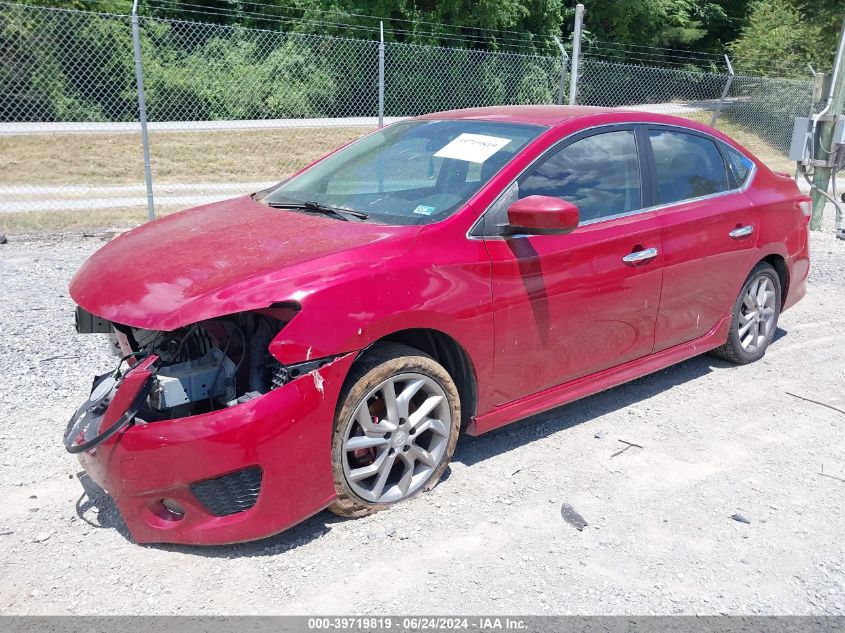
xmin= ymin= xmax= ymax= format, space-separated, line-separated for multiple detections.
xmin=190 ymin=466 xmax=262 ymax=517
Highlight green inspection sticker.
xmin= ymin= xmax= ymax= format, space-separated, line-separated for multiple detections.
xmin=412 ymin=205 xmax=436 ymax=216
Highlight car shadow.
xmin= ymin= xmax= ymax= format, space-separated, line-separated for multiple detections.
xmin=75 ymin=472 xmax=133 ymax=541
xmin=453 ymin=355 xmax=716 ymax=467
xmin=75 ymin=327 xmax=786 ymax=556
xmin=455 ymin=326 xmax=787 ymax=466
xmin=75 ymin=471 xmax=348 ymax=556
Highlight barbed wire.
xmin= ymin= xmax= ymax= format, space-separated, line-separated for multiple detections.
xmin=583 ymin=53 xmax=723 ymax=70
xmin=589 ymin=38 xmax=725 ymax=58
xmin=145 ymin=0 xmax=554 ymax=50
xmin=238 ymin=0 xmax=546 ymax=42
xmin=140 ymin=0 xmax=552 ymax=50
xmin=586 ymin=44 xmax=807 ymax=76
xmin=27 ymin=0 xmax=542 ymax=49
xmin=587 ymin=38 xmax=810 ymax=75
xmin=586 ymin=43 xmax=726 ymax=64
xmin=27 ymin=0 xmax=544 ymax=44
xmin=0 ymin=0 xmax=808 ymax=76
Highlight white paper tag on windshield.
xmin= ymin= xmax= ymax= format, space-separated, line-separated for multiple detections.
xmin=434 ymin=133 xmax=512 ymax=164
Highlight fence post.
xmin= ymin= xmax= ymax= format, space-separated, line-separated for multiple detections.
xmin=568 ymin=3 xmax=584 ymax=106
xmin=131 ymin=0 xmax=155 ymax=221
xmin=553 ymin=36 xmax=569 ymax=106
xmin=378 ymin=21 xmax=385 ymax=127
xmin=709 ymin=55 xmax=735 ymax=127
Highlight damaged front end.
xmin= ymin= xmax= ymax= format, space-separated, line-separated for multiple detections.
xmin=67 ymin=304 xmax=339 ymax=450
xmin=65 ymin=305 xmax=355 ymax=545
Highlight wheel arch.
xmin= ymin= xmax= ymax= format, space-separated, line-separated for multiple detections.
xmin=365 ymin=328 xmax=478 ymax=430
xmin=759 ymin=253 xmax=789 ymax=305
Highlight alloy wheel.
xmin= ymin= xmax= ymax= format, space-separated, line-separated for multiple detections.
xmin=738 ymin=274 xmax=777 ymax=353
xmin=341 ymin=372 xmax=451 ymax=503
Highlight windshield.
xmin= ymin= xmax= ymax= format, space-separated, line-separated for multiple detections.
xmin=261 ymin=119 xmax=545 ymax=224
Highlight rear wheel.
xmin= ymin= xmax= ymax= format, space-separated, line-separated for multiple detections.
xmin=711 ymin=262 xmax=781 ymax=364
xmin=329 ymin=343 xmax=460 ymax=518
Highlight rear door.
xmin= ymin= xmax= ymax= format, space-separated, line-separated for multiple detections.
xmin=646 ymin=126 xmax=758 ymax=352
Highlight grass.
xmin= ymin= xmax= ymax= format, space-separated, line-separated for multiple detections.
xmin=0 ymin=207 xmax=176 ymax=233
xmin=0 ymin=126 xmax=371 ymax=234
xmin=717 ymin=121 xmax=794 ymax=174
xmin=0 ymin=126 xmax=371 ymax=187
xmin=682 ymin=112 xmax=794 ymax=173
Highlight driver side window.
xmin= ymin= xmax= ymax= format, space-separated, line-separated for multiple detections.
xmin=517 ymin=130 xmax=643 ymax=223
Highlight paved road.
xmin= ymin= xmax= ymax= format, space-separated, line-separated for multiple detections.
xmin=0 ymin=182 xmax=275 ymax=213
xmin=0 ymin=117 xmax=401 ymax=136
xmin=0 ymin=100 xmax=727 ymax=136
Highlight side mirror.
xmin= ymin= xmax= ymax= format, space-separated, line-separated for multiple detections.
xmin=503 ymin=195 xmax=579 ymax=236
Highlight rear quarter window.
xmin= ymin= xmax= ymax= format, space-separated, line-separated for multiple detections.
xmin=723 ymin=145 xmax=754 ymax=187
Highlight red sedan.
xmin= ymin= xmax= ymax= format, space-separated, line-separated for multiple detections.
xmin=65 ymin=106 xmax=810 ymax=545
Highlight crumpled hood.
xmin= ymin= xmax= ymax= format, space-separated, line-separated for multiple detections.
xmin=69 ymin=196 xmax=419 ymax=330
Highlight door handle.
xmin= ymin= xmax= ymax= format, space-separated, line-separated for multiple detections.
xmin=622 ymin=247 xmax=658 ymax=264
xmin=729 ymin=225 xmax=754 ymax=239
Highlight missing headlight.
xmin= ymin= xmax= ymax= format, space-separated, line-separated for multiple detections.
xmin=82 ymin=311 xmax=289 ymax=419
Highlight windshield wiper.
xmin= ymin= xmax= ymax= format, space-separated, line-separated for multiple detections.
xmin=266 ymin=200 xmax=368 ymax=221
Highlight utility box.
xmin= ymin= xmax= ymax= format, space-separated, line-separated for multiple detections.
xmin=789 ymin=117 xmax=812 ymax=162
xmin=790 ymin=116 xmax=845 ymax=163
xmin=835 ymin=117 xmax=845 ymax=146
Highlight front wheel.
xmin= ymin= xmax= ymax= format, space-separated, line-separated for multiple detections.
xmin=329 ymin=343 xmax=460 ymax=518
xmin=711 ymin=262 xmax=782 ymax=364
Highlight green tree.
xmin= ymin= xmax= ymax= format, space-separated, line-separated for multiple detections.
xmin=728 ymin=0 xmax=823 ymax=76
xmin=573 ymin=0 xmax=734 ymax=49
xmin=791 ymin=0 xmax=845 ymax=71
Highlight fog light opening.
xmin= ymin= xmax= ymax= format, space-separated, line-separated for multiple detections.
xmin=158 ymin=498 xmax=186 ymax=521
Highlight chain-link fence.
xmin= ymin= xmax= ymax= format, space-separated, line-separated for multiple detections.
xmin=0 ymin=1 xmax=814 ymax=227
xmin=577 ymin=58 xmax=815 ymax=171
xmin=384 ymin=42 xmax=561 ymax=117
xmin=0 ymin=3 xmax=147 ymax=220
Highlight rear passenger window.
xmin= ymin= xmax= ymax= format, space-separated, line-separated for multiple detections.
xmin=649 ymin=130 xmax=729 ymax=204
xmin=518 ymin=130 xmax=642 ymax=223
xmin=723 ymin=145 xmax=754 ymax=187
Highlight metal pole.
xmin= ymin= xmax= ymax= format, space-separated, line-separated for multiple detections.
xmin=796 ymin=66 xmax=820 ymax=182
xmin=568 ymin=3 xmax=584 ymax=106
xmin=810 ymin=11 xmax=845 ymax=232
xmin=709 ymin=55 xmax=734 ymax=127
xmin=378 ymin=21 xmax=385 ymax=128
xmin=131 ymin=0 xmax=155 ymax=221
xmin=553 ymin=36 xmax=569 ymax=106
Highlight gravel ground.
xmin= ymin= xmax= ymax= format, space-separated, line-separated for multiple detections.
xmin=0 ymin=211 xmax=843 ymax=616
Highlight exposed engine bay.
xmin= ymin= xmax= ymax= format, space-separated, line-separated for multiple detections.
xmin=74 ymin=306 xmax=331 ymax=423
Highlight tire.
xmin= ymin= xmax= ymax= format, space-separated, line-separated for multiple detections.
xmin=328 ymin=342 xmax=461 ymax=518
xmin=710 ymin=262 xmax=782 ymax=365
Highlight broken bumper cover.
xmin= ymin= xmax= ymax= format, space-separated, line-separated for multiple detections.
xmin=75 ymin=353 xmax=355 ymax=545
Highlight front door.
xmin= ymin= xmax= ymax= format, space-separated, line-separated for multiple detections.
xmin=481 ymin=127 xmax=664 ymax=405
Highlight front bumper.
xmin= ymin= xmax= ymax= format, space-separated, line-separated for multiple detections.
xmin=75 ymin=353 xmax=355 ymax=545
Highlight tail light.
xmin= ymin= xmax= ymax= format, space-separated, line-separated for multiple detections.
xmin=798 ymin=200 xmax=812 ymax=220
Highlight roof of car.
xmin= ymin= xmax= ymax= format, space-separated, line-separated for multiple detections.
xmin=415 ymin=105 xmax=623 ymax=127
